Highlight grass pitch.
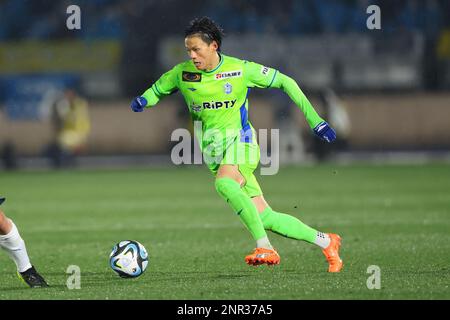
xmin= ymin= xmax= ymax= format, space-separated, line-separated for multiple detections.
xmin=0 ymin=163 xmax=449 ymax=299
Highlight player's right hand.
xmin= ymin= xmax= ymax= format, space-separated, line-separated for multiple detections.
xmin=130 ymin=96 xmax=148 ymax=112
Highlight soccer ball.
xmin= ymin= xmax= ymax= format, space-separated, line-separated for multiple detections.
xmin=109 ymin=240 xmax=148 ymax=278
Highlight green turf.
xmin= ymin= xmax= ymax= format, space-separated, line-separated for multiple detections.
xmin=0 ymin=163 xmax=449 ymax=299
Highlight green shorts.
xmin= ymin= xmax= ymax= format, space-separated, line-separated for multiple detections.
xmin=205 ymin=134 xmax=263 ymax=198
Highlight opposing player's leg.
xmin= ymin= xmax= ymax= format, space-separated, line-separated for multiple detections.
xmin=0 ymin=198 xmax=48 ymax=287
xmin=251 ymin=195 xmax=343 ymax=272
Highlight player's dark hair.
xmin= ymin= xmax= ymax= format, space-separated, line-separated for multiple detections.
xmin=185 ymin=17 xmax=225 ymax=51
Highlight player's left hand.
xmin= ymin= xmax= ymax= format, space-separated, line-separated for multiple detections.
xmin=313 ymin=121 xmax=336 ymax=143
xmin=130 ymin=96 xmax=148 ymax=112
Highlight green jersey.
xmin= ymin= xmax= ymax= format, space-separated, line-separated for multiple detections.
xmin=141 ymin=53 xmax=324 ymax=152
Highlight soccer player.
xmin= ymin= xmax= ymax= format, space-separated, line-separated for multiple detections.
xmin=130 ymin=17 xmax=343 ymax=272
xmin=0 ymin=197 xmax=48 ymax=287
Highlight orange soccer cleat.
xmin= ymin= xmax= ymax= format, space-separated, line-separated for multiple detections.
xmin=322 ymin=233 xmax=343 ymax=272
xmin=245 ymin=247 xmax=280 ymax=266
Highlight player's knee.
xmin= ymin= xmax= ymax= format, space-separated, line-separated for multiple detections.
xmin=216 ymin=165 xmax=245 ymax=186
xmin=0 ymin=211 xmax=10 ymax=234
xmin=252 ymin=196 xmax=269 ymax=213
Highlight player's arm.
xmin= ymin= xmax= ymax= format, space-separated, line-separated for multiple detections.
xmin=244 ymin=61 xmax=336 ymax=142
xmin=130 ymin=65 xmax=180 ymax=112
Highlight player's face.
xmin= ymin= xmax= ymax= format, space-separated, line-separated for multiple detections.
xmin=185 ymin=35 xmax=218 ymax=71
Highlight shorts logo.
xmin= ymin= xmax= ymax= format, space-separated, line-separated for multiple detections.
xmin=215 ymin=70 xmax=242 ymax=80
xmin=224 ymin=82 xmax=232 ymax=94
xmin=261 ymin=66 xmax=269 ymax=76
xmin=182 ymin=71 xmax=202 ymax=82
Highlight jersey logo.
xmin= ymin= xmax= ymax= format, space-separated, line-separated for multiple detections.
xmin=203 ymin=99 xmax=236 ymax=110
xmin=190 ymin=102 xmax=202 ymax=112
xmin=187 ymin=87 xmax=197 ymax=91
xmin=215 ymin=70 xmax=242 ymax=80
xmin=224 ymin=82 xmax=232 ymax=94
xmin=182 ymin=71 xmax=202 ymax=82
xmin=190 ymin=99 xmax=237 ymax=112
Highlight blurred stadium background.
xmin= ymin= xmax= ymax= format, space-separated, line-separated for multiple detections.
xmin=0 ymin=0 xmax=449 ymax=168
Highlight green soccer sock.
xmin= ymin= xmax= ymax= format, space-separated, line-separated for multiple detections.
xmin=259 ymin=207 xmax=318 ymax=244
xmin=215 ymin=178 xmax=267 ymax=241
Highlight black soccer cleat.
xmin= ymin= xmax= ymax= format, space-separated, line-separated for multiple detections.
xmin=18 ymin=266 xmax=49 ymax=288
